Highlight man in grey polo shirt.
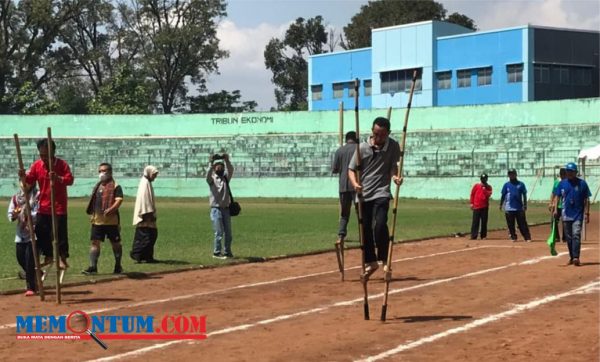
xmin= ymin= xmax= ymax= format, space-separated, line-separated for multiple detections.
xmin=332 ymin=131 xmax=358 ymax=244
xmin=348 ymin=117 xmax=402 ymax=280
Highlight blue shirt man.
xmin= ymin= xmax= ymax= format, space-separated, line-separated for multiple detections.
xmin=552 ymin=162 xmax=590 ymax=266
xmin=501 ymin=176 xmax=527 ymax=211
xmin=499 ymin=169 xmax=531 ymax=241
xmin=554 ymin=176 xmax=591 ymax=221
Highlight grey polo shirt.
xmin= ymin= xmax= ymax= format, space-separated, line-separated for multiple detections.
xmin=332 ymin=141 xmax=357 ymax=193
xmin=348 ymin=137 xmax=400 ymax=202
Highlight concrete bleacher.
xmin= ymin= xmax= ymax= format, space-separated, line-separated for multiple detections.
xmin=2 ymin=123 xmax=597 ymax=180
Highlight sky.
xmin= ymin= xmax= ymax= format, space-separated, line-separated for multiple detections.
xmin=206 ymin=0 xmax=600 ymax=111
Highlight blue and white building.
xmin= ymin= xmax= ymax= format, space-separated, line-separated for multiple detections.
xmin=308 ymin=21 xmax=599 ymax=111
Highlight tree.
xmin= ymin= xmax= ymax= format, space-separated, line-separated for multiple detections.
xmin=0 ymin=0 xmax=83 ymax=114
xmin=59 ymin=0 xmax=114 ymax=95
xmin=264 ymin=16 xmax=328 ymax=111
xmin=88 ymin=65 xmax=154 ymax=114
xmin=117 ymin=0 xmax=228 ymax=113
xmin=189 ymin=89 xmax=257 ymax=113
xmin=52 ymin=78 xmax=92 ymax=114
xmin=342 ymin=0 xmax=477 ymax=49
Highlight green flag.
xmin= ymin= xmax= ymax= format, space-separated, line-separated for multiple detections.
xmin=547 ymin=218 xmax=557 ymax=256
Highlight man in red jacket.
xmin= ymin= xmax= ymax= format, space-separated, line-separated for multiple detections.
xmin=18 ymin=139 xmax=74 ymax=271
xmin=470 ymin=173 xmax=493 ymax=240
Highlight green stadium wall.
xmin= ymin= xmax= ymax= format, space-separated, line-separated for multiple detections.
xmin=0 ymin=98 xmax=598 ymax=201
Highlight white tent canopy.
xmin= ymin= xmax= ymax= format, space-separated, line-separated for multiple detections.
xmin=578 ymin=145 xmax=600 ymax=160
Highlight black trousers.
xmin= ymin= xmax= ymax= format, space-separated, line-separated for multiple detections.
xmin=16 ymin=243 xmax=36 ymax=291
xmin=470 ymin=207 xmax=489 ymax=239
xmin=504 ymin=210 xmax=531 ymax=240
xmin=337 ymin=191 xmax=355 ymax=238
xmin=131 ymin=227 xmax=158 ymax=262
xmin=360 ymin=197 xmax=390 ymax=264
xmin=35 ymin=214 xmax=69 ymax=259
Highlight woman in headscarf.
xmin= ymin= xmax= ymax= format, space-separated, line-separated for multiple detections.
xmin=130 ymin=166 xmax=159 ymax=263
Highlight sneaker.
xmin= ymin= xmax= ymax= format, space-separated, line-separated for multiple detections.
xmin=82 ymin=267 xmax=97 ymax=275
xmin=525 ymin=239 xmax=532 ymax=243
xmin=361 ymin=261 xmax=379 ymax=281
xmin=573 ymin=258 xmax=581 ymax=266
xmin=567 ymin=259 xmax=574 ymax=265
xmin=113 ymin=265 xmax=123 ymax=274
xmin=212 ymin=253 xmax=225 ymax=259
xmin=24 ymin=290 xmax=35 ymax=297
xmin=223 ymin=252 xmax=234 ymax=259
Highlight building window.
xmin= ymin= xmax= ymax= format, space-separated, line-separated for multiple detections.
xmin=477 ymin=67 xmax=492 ymax=86
xmin=457 ymin=69 xmax=471 ymax=88
xmin=534 ymin=64 xmax=550 ymax=83
xmin=507 ymin=64 xmax=523 ymax=83
xmin=436 ymin=71 xmax=451 ymax=89
xmin=364 ymin=80 xmax=372 ymax=96
xmin=558 ymin=66 xmax=570 ymax=85
xmin=573 ymin=67 xmax=592 ymax=86
xmin=380 ymin=68 xmax=422 ymax=94
xmin=348 ymin=82 xmax=356 ymax=98
xmin=333 ymin=83 xmax=344 ymax=98
xmin=311 ymin=85 xmax=322 ymax=101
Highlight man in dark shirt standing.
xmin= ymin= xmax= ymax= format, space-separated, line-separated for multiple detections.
xmin=332 ymin=131 xmax=358 ymax=245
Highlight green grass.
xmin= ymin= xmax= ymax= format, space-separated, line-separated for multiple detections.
xmin=0 ymin=197 xmax=553 ymax=292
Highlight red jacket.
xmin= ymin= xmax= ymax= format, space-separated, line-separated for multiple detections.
xmin=470 ymin=183 xmax=492 ymax=209
xmin=25 ymin=158 xmax=74 ymax=215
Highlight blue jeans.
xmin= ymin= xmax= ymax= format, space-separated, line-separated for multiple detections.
xmin=210 ymin=207 xmax=232 ymax=255
xmin=563 ymin=220 xmax=582 ymax=260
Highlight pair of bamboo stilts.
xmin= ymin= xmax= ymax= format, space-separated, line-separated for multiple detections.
xmin=335 ymin=71 xmax=418 ymax=321
xmin=14 ymin=128 xmax=64 ymax=304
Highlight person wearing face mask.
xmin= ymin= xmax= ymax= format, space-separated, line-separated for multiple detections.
xmin=131 ymin=166 xmax=159 ymax=263
xmin=469 ymin=173 xmax=493 ymax=240
xmin=18 ymin=139 xmax=74 ymax=273
xmin=82 ymin=163 xmax=124 ymax=275
xmin=348 ymin=117 xmax=402 ymax=280
xmin=206 ymin=153 xmax=235 ymax=259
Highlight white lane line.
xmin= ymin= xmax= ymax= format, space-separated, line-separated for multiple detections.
xmin=355 ymin=279 xmax=600 ymax=362
xmin=84 ymin=251 xmax=575 ymax=362
xmin=0 ymin=245 xmax=509 ymax=331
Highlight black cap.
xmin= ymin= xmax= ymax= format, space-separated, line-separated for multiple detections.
xmin=507 ymin=168 xmax=517 ymax=175
xmin=480 ymin=173 xmax=488 ymax=179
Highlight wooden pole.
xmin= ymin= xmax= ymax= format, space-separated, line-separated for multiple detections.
xmin=353 ymin=78 xmax=369 ymax=320
xmin=47 ymin=128 xmax=62 ymax=304
xmin=339 ymin=102 xmax=344 ymax=147
xmin=14 ymin=134 xmax=45 ymax=301
xmin=381 ymin=69 xmax=418 ymax=322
